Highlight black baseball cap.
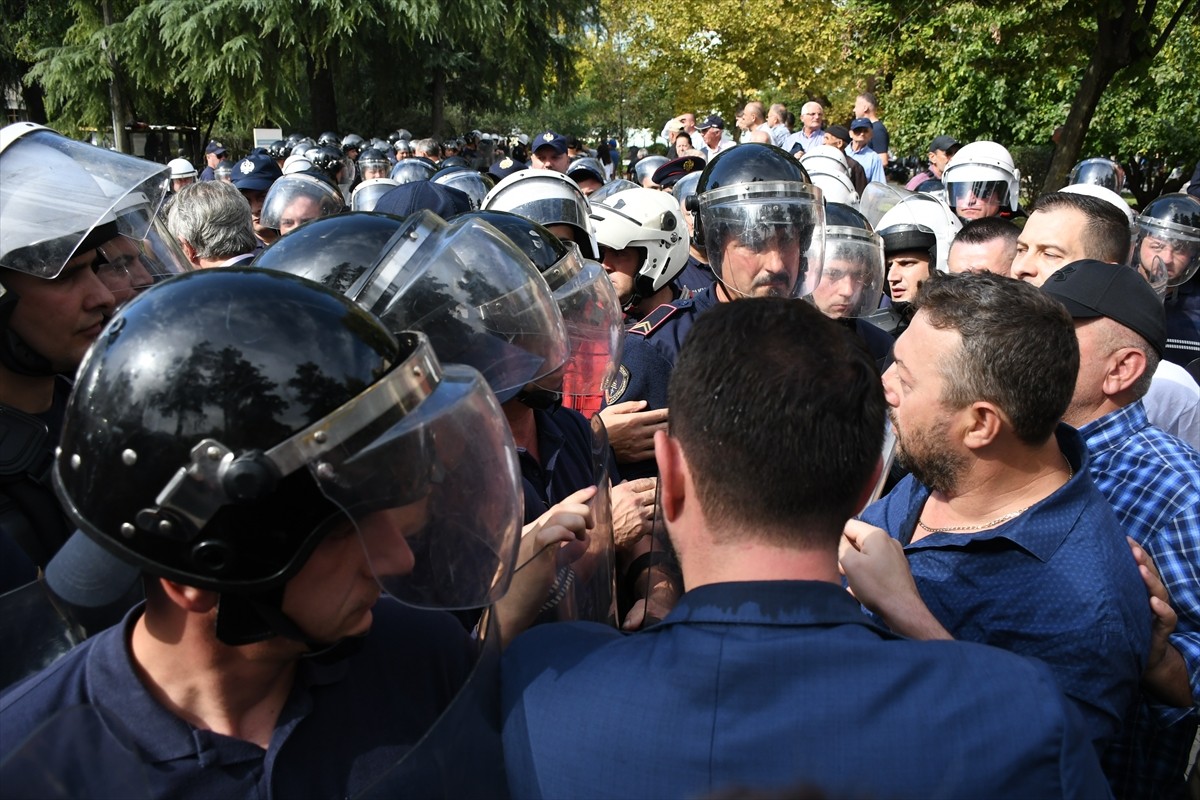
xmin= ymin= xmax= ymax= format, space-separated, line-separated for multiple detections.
xmin=1041 ymin=260 xmax=1166 ymax=356
xmin=696 ymin=115 xmax=725 ymax=131
xmin=929 ymin=135 xmax=960 ymax=154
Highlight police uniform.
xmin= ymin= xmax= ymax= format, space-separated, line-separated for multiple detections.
xmin=1164 ymin=272 xmax=1200 ymax=366
xmin=0 ymin=599 xmax=478 ymax=799
xmin=674 ymin=254 xmax=716 ymax=299
xmin=604 ymin=287 xmax=720 ymax=478
xmin=518 ymin=406 xmax=603 ymax=522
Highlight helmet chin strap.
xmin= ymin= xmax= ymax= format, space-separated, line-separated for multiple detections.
xmin=215 ymin=590 xmax=365 ymax=662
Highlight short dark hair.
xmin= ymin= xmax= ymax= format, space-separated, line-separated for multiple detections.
xmin=954 ymin=216 xmax=1019 ymax=248
xmin=1031 ymin=192 xmax=1131 ymax=264
xmin=668 ymin=298 xmax=885 ymax=545
xmin=913 ymin=272 xmax=1078 ymax=444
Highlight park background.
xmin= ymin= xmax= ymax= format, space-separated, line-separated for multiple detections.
xmin=2 ymin=0 xmax=1195 ymax=206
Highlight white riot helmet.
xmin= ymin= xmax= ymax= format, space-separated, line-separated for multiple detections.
xmin=1060 ymin=183 xmax=1135 ymax=225
xmin=942 ymin=141 xmax=1020 ymax=217
xmin=589 ymin=187 xmax=690 ymax=310
xmin=807 ymin=171 xmax=858 ymax=205
xmin=875 ymin=193 xmax=962 ymax=275
xmin=482 ymin=168 xmax=598 ymax=258
xmin=800 ymin=145 xmax=850 ymax=174
xmin=167 ymin=158 xmax=197 ymax=181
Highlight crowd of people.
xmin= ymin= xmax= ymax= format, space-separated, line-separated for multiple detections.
xmin=0 ymin=105 xmax=1199 ymax=799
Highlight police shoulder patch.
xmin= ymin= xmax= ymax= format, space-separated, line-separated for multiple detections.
xmin=628 ymin=303 xmax=681 ymax=337
xmin=604 ymin=365 xmax=630 ymax=405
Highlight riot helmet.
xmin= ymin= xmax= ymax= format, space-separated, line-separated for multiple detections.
xmin=483 ymin=168 xmax=599 ymax=259
xmin=875 ymin=193 xmax=962 ymax=275
xmin=213 ymin=161 xmax=234 ymax=182
xmin=690 ymin=143 xmax=824 ymax=299
xmin=671 ymin=171 xmax=701 ymax=205
xmin=1068 ymin=157 xmax=1124 ymax=193
xmin=266 ymin=140 xmax=290 ymax=161
xmin=391 ymin=157 xmax=437 ymax=184
xmin=439 ymin=155 xmax=470 ymax=169
xmin=1 ymin=123 xmax=191 ymax=375
xmin=589 ymin=187 xmax=690 ymax=311
xmin=308 ymin=145 xmax=347 ymax=184
xmin=341 ymin=133 xmax=365 ymax=155
xmin=53 ymin=268 xmax=522 ymax=644
xmin=259 ymin=172 xmax=343 ymax=235
xmin=346 ymin=211 xmax=571 ymax=404
xmin=432 ymin=166 xmax=489 ymax=209
xmin=317 ymin=131 xmax=340 ymax=148
xmin=808 ymin=203 xmax=885 ymax=319
xmin=588 ymin=178 xmax=638 ymax=205
xmin=357 ymin=148 xmax=391 ymax=181
xmin=633 ymin=156 xmax=668 ymax=187
xmin=1133 ymin=192 xmax=1200 ymax=289
xmin=942 ymin=141 xmax=1020 ymax=220
xmin=167 ymin=158 xmax=198 ymax=181
xmin=351 ymin=178 xmax=401 ymax=212
xmin=252 ymin=210 xmax=406 ymax=293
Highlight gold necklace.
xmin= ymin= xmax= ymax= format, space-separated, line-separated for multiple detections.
xmin=917 ymin=457 xmax=1073 ymax=535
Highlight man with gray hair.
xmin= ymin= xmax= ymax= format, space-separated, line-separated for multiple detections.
xmin=166 ymin=181 xmax=258 ymax=269
xmin=411 ymin=138 xmax=441 ymax=164
xmin=785 ymin=101 xmax=826 ymax=154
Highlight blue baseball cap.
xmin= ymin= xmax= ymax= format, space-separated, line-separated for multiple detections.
xmin=532 ymin=131 xmax=568 ymax=156
xmin=231 ymin=153 xmax=282 ymax=192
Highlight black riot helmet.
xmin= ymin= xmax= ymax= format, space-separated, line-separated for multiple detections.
xmin=440 ymin=155 xmax=470 ymax=169
xmin=317 ymin=131 xmax=340 ymax=148
xmin=251 ymin=211 xmax=407 ymax=294
xmin=53 ymin=268 xmax=523 ymax=642
xmin=1134 ymin=192 xmax=1200 ymax=288
xmin=687 ymin=143 xmax=824 ymax=299
xmin=687 ymin=142 xmax=812 ymax=248
xmin=391 ymin=157 xmax=437 ymax=184
xmin=456 ymin=210 xmax=572 ymax=278
xmin=1068 ymin=158 xmax=1124 ymax=193
xmin=341 ymin=133 xmax=365 ymax=154
xmin=266 ymin=140 xmax=289 ymax=161
xmin=309 ymin=145 xmax=346 ymax=183
xmin=810 ymin=202 xmax=885 ymax=319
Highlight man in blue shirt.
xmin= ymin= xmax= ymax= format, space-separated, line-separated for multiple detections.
xmin=503 ymin=296 xmax=1111 ymax=800
xmin=842 ymin=272 xmax=1151 ymax=759
xmin=1042 ymin=260 xmax=1200 ymax=798
xmin=846 ymin=118 xmax=885 ymax=184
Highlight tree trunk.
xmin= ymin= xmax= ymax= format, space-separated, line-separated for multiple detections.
xmin=308 ymin=57 xmax=339 ymax=133
xmin=100 ymin=0 xmax=130 ymax=153
xmin=20 ymin=83 xmax=46 ymax=124
xmin=1040 ymin=55 xmax=1118 ymax=195
xmin=430 ymin=67 xmax=446 ymax=138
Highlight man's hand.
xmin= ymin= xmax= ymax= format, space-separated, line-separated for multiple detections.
xmin=610 ymin=477 xmax=657 ymax=551
xmin=493 ymin=486 xmax=595 ymax=646
xmin=839 ymin=520 xmax=952 ymax=641
xmin=1128 ymin=537 xmax=1194 ymax=707
xmin=599 ymin=401 xmax=669 ymax=464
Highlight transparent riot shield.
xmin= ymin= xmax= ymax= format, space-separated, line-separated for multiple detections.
xmin=545 ymin=414 xmax=618 ymax=626
xmin=0 ymin=578 xmax=85 ymax=692
xmin=351 ymin=612 xmax=508 ymax=800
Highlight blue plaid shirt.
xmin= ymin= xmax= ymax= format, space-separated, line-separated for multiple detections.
xmin=860 ymin=426 xmax=1151 ymax=756
xmin=1081 ymin=400 xmax=1200 ymax=799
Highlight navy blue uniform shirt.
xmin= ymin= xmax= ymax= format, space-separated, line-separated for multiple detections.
xmin=502 ymin=580 xmax=1112 ymax=800
xmin=0 ymin=598 xmax=476 ymax=799
xmin=859 ymin=426 xmax=1151 ymax=754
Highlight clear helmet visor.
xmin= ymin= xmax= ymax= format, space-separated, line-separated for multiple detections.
xmin=699 ymin=182 xmax=825 ymax=299
xmin=947 ymin=180 xmax=1010 ymax=214
xmin=259 ymin=174 xmax=342 ymax=234
xmin=94 ymin=215 xmax=191 ymax=302
xmin=1068 ymin=159 xmax=1123 ymax=192
xmin=0 ymin=126 xmax=169 ymax=278
xmin=354 ymin=211 xmax=570 ymax=403
xmin=857 ymin=182 xmax=913 ymax=228
xmin=1134 ymin=218 xmax=1200 ymax=289
xmin=807 ymin=227 xmax=885 ymax=319
xmin=391 ymin=159 xmax=436 ymax=184
xmin=590 ymin=179 xmax=639 ymax=205
xmin=552 ymin=246 xmax=626 ymax=404
xmin=303 ymin=336 xmax=522 ymax=609
xmin=351 ymin=179 xmax=400 ymax=212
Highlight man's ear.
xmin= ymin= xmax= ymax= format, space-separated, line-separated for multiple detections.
xmin=654 ymin=430 xmax=686 ymax=523
xmin=158 ymin=578 xmax=219 ymax=613
xmin=961 ymin=401 xmax=1004 ymax=450
xmin=1103 ymin=347 xmax=1147 ymax=396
